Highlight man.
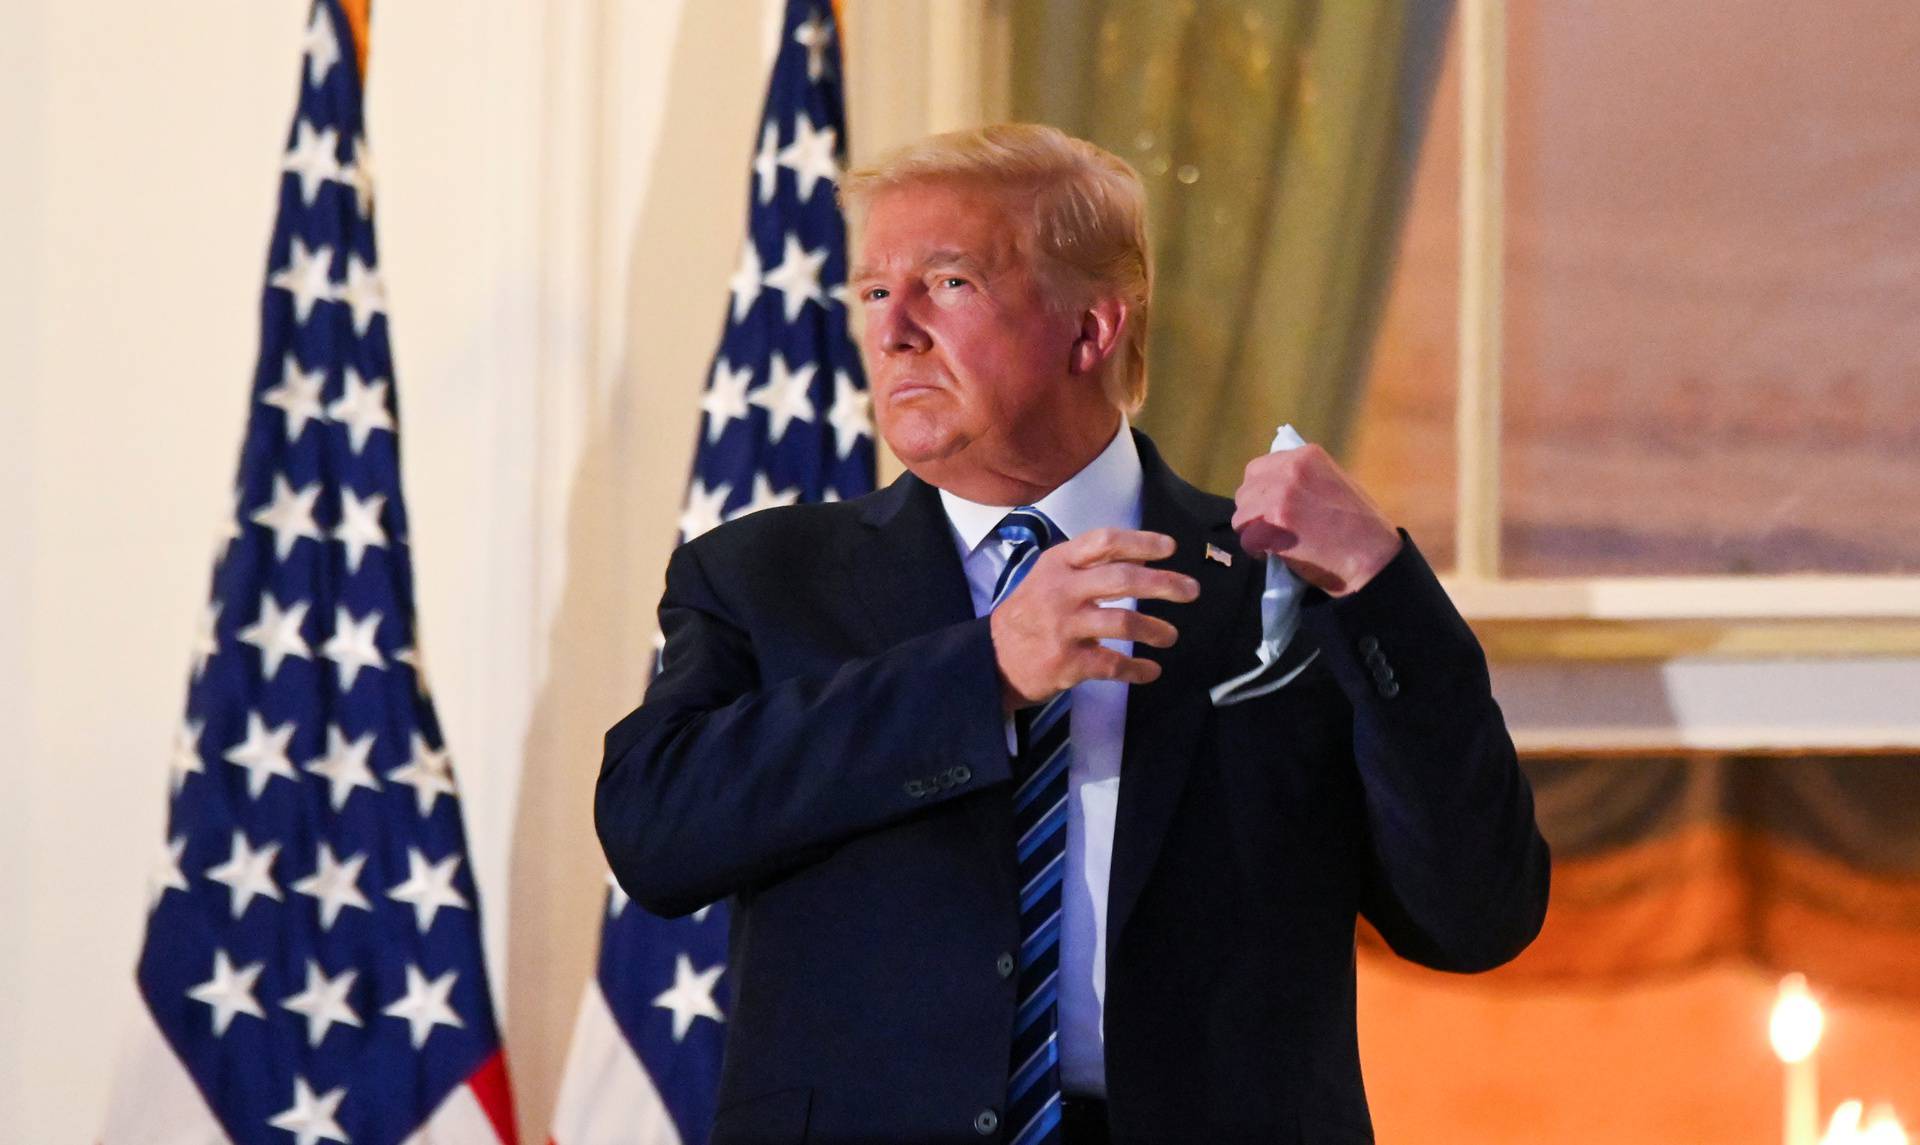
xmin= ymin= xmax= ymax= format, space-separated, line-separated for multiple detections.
xmin=597 ymin=124 xmax=1549 ymax=1145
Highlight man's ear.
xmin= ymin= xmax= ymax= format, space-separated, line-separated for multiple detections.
xmin=1068 ymin=296 xmax=1129 ymax=376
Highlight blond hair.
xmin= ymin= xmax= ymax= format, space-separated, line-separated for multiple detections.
xmin=842 ymin=123 xmax=1153 ymax=413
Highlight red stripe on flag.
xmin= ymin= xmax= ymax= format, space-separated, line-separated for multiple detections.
xmin=468 ymin=1050 xmax=521 ymax=1144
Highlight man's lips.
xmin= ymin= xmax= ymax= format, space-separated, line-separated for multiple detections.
xmin=883 ymin=378 xmax=944 ymax=402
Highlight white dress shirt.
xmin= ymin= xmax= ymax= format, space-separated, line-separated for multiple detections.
xmin=936 ymin=419 xmax=1142 ymax=1099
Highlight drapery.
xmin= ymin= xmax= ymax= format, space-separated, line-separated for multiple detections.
xmin=1009 ymin=0 xmax=1454 ymax=493
xmin=1362 ymin=750 xmax=1920 ymax=1001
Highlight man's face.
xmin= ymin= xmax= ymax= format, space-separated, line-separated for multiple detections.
xmin=851 ymin=181 xmax=1082 ymax=471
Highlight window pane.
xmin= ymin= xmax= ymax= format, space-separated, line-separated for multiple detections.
xmin=1502 ymin=2 xmax=1920 ymax=576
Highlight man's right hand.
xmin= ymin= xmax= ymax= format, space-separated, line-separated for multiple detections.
xmin=989 ymin=528 xmax=1200 ymax=711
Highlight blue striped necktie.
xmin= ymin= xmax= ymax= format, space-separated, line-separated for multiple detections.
xmin=991 ymin=507 xmax=1071 ymax=1145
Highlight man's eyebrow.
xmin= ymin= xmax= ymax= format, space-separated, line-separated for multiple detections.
xmin=923 ymin=249 xmax=987 ymax=274
xmin=850 ymin=251 xmax=989 ymax=284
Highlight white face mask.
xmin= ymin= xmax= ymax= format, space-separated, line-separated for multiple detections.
xmin=1210 ymin=424 xmax=1322 ymax=707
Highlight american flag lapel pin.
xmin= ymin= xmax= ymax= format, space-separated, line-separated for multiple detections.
xmin=1205 ymin=542 xmax=1232 ymax=567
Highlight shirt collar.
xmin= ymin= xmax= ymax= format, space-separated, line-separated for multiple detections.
xmin=937 ymin=417 xmax=1143 ymax=555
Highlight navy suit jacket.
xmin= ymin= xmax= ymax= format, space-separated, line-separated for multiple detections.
xmin=597 ymin=432 xmax=1550 ymax=1144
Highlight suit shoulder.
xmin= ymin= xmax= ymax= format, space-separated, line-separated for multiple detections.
xmin=677 ymin=495 xmax=870 ymax=569
xmin=1182 ymin=482 xmax=1235 ymax=521
xmin=1133 ymin=429 xmax=1236 ymax=529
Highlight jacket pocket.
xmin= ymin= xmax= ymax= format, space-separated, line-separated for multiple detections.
xmin=710 ymin=1085 xmax=813 ymax=1145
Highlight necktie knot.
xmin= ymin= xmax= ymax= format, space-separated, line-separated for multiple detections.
xmin=991 ymin=507 xmax=1063 ymax=607
xmin=994 ymin=506 xmax=1064 ymax=552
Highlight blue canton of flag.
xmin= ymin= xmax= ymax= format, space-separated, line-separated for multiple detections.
xmin=116 ymin=3 xmax=518 ymax=1143
xmin=549 ymin=3 xmax=872 ymax=1143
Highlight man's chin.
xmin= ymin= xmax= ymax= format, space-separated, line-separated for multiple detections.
xmin=877 ymin=414 xmax=968 ymax=468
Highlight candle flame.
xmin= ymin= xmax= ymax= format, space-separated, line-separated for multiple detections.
xmin=1771 ymin=973 xmax=1825 ymax=1064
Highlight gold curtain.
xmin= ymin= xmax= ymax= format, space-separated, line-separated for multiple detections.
xmin=1009 ymin=0 xmax=1453 ymax=493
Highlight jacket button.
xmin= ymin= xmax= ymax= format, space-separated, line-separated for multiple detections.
xmin=1379 ymin=679 xmax=1401 ymax=699
xmin=954 ymin=765 xmax=972 ymax=784
xmin=903 ymin=779 xmax=925 ymax=798
xmin=997 ymin=952 xmax=1016 ymax=978
xmin=974 ymin=1109 xmax=1000 ymax=1135
xmin=1358 ymin=635 xmax=1380 ymax=656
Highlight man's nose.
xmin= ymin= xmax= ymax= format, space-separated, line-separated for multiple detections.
xmin=874 ymin=297 xmax=932 ymax=355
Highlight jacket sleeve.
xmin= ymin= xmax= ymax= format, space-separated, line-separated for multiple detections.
xmin=596 ymin=538 xmax=1015 ymax=918
xmin=1298 ymin=535 xmax=1551 ymax=973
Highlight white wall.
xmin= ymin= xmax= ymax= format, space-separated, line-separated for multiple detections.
xmin=3 ymin=3 xmax=1916 ymax=1144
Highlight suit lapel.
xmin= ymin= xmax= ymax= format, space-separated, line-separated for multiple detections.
xmin=1108 ymin=435 xmax=1252 ymax=945
xmin=848 ymin=471 xmax=979 ymax=652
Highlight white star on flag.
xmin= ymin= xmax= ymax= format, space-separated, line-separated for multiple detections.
xmin=283 ymin=119 xmax=341 ymax=206
xmin=727 ymin=240 xmax=764 ymax=324
xmin=605 ymin=870 xmax=631 ymax=919
xmin=748 ymin=353 xmax=818 ymax=442
xmin=251 ymin=475 xmax=324 ymax=560
xmin=753 ymin=122 xmax=781 ymax=206
xmin=332 ymin=487 xmax=388 ymax=572
xmin=702 ymin=359 xmax=754 ymax=444
xmin=223 ymin=711 xmax=299 ymax=800
xmin=292 ymin=842 xmax=372 ymax=930
xmin=269 ymin=237 xmax=335 ymax=324
xmin=392 ymin=645 xmax=430 ymax=696
xmin=388 ymin=848 xmax=470 ymax=932
xmin=187 ymin=949 xmax=266 ymax=1037
xmin=281 ymin=961 xmax=362 ymax=1047
xmin=728 ymin=473 xmax=802 ymax=523
xmin=793 ymin=8 xmax=834 ymax=81
xmin=238 ymin=592 xmax=312 ymax=680
xmin=263 ymin=354 xmax=328 ymax=441
xmin=386 ymin=732 xmax=457 ymax=816
xmin=169 ymin=718 xmax=206 ymax=794
xmin=340 ymin=136 xmax=375 ymax=217
xmin=300 ymin=4 xmax=341 ymax=87
xmin=149 ymin=835 xmax=189 ymax=911
xmin=652 ymin=953 xmax=726 ymax=1043
xmin=321 ymin=605 xmax=385 ymax=690
xmin=214 ymin=490 xmax=243 ymax=564
xmin=328 ymin=367 xmax=395 ymax=454
xmin=304 ymin=724 xmax=381 ymax=810
xmin=268 ymin=1077 xmax=350 ymax=1145
xmin=205 ymin=829 xmax=283 ymax=919
xmin=677 ymin=479 xmax=732 ymax=542
xmin=383 ymin=964 xmax=465 ymax=1048
xmin=827 ymin=369 xmax=873 ymax=460
xmin=777 ymin=112 xmax=840 ymax=201
xmin=761 ymin=233 xmax=828 ymax=322
xmin=338 ymin=253 xmax=386 ymax=335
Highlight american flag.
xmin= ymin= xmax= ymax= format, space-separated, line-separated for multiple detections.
xmin=548 ymin=2 xmax=872 ymax=1142
xmin=102 ymin=3 xmax=518 ymax=1142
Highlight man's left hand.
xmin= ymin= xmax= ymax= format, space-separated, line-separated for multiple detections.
xmin=1230 ymin=444 xmax=1402 ymax=597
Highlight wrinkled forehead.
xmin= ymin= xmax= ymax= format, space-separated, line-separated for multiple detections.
xmin=850 ymin=178 xmax=1037 ymax=280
